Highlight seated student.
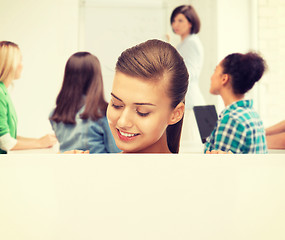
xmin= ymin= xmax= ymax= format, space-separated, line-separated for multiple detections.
xmin=50 ymin=52 xmax=120 ymax=153
xmin=204 ymin=52 xmax=268 ymax=154
xmin=106 ymin=39 xmax=189 ymax=153
xmin=265 ymin=120 xmax=285 ymax=149
xmin=0 ymin=41 xmax=57 ymax=154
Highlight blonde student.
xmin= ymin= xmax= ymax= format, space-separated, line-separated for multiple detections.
xmin=0 ymin=41 xmax=57 ymax=154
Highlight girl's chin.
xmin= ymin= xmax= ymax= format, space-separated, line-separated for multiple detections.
xmin=115 ymin=143 xmax=141 ymax=154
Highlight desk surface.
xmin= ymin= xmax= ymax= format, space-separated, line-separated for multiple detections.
xmin=8 ymin=142 xmax=60 ymax=154
xmin=7 ymin=142 xmax=285 ymax=154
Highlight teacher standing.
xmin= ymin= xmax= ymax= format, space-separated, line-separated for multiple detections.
xmin=170 ymin=5 xmax=205 ymax=109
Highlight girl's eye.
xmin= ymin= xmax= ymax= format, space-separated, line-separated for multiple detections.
xmin=136 ymin=110 xmax=150 ymax=117
xmin=112 ymin=103 xmax=123 ymax=109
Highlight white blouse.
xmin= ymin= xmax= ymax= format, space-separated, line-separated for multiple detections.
xmin=177 ymin=34 xmax=205 ymax=109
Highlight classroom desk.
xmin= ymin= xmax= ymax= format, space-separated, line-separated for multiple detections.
xmin=268 ymin=149 xmax=285 ymax=154
xmin=8 ymin=142 xmax=60 ymax=154
xmin=0 ymin=154 xmax=284 ymax=240
xmin=7 ymin=142 xmax=285 ymax=154
xmin=182 ymin=139 xmax=285 ymax=154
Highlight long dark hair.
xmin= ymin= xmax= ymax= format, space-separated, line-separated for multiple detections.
xmin=51 ymin=52 xmax=108 ymax=124
xmin=115 ymin=39 xmax=189 ymax=153
xmin=222 ymin=52 xmax=267 ymax=94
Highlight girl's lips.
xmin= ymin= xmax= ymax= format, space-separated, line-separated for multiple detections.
xmin=116 ymin=129 xmax=140 ymax=142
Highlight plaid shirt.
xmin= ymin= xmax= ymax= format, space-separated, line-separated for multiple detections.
xmin=204 ymin=100 xmax=268 ymax=154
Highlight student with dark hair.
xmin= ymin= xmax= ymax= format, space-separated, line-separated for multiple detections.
xmin=205 ymin=52 xmax=268 ymax=154
xmin=106 ymin=39 xmax=189 ymax=153
xmin=0 ymin=41 xmax=57 ymax=154
xmin=170 ymin=5 xmax=205 ymax=109
xmin=50 ymin=52 xmax=120 ymax=153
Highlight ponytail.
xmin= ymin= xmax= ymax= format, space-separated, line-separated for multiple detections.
xmin=167 ymin=117 xmax=184 ymax=153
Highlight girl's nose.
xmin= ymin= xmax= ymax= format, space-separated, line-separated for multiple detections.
xmin=117 ymin=108 xmax=133 ymax=129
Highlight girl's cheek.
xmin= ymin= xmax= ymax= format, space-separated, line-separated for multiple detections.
xmin=106 ymin=106 xmax=113 ymax=123
xmin=107 ymin=108 xmax=118 ymax=126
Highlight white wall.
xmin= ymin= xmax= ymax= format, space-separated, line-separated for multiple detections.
xmin=216 ymin=0 xmax=253 ymax=59
xmin=79 ymin=0 xmax=168 ymax=100
xmin=0 ymin=0 xmax=79 ymax=137
xmin=258 ymin=0 xmax=285 ymax=127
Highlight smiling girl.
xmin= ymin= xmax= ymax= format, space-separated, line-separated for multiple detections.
xmin=107 ymin=39 xmax=189 ymax=153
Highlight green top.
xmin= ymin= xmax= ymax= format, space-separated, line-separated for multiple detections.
xmin=0 ymin=82 xmax=18 ymax=154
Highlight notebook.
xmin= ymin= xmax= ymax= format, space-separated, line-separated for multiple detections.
xmin=193 ymin=105 xmax=218 ymax=143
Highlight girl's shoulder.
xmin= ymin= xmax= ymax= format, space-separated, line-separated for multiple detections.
xmin=88 ymin=115 xmax=108 ymax=129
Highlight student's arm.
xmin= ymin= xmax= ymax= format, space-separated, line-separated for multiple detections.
xmin=266 ymin=132 xmax=285 ymax=149
xmin=0 ymin=99 xmax=17 ymax=151
xmin=11 ymin=134 xmax=57 ymax=150
xmin=266 ymin=120 xmax=285 ymax=136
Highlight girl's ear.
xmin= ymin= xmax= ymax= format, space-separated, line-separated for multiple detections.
xmin=168 ymin=102 xmax=185 ymax=125
xmin=222 ymin=73 xmax=230 ymax=85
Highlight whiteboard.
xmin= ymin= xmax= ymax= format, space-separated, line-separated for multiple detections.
xmin=79 ymin=0 xmax=167 ymax=100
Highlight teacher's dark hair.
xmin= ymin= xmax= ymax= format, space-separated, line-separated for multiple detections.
xmin=170 ymin=5 xmax=201 ymax=34
xmin=115 ymin=39 xmax=189 ymax=153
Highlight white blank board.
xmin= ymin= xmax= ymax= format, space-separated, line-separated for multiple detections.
xmin=0 ymin=154 xmax=285 ymax=240
xmin=81 ymin=1 xmax=166 ymax=99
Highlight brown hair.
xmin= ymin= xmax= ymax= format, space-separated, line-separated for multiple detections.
xmin=115 ymin=39 xmax=189 ymax=153
xmin=170 ymin=5 xmax=201 ymax=34
xmin=51 ymin=52 xmax=108 ymax=124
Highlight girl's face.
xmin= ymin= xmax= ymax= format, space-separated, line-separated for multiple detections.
xmin=171 ymin=13 xmax=192 ymax=38
xmin=107 ymin=72 xmax=175 ymax=153
xmin=210 ymin=61 xmax=224 ymax=95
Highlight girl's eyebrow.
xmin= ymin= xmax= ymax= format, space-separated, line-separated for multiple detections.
xmin=111 ymin=93 xmax=123 ymax=102
xmin=134 ymin=102 xmax=156 ymax=106
xmin=111 ymin=93 xmax=156 ymax=106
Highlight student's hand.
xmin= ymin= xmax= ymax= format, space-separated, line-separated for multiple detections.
xmin=38 ymin=134 xmax=58 ymax=148
xmin=206 ymin=150 xmax=233 ymax=154
xmin=62 ymin=150 xmax=90 ymax=154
